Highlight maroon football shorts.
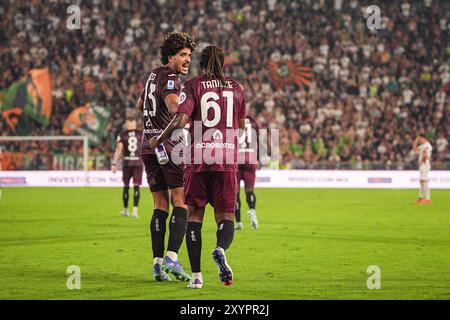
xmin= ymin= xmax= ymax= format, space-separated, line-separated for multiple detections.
xmin=237 ymin=164 xmax=257 ymax=191
xmin=122 ymin=165 xmax=143 ymax=186
xmin=184 ymin=171 xmax=237 ymax=213
xmin=142 ymin=154 xmax=184 ymax=192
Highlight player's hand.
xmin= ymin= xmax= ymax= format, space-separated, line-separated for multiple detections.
xmin=112 ymin=164 xmax=117 ymax=174
xmin=149 ymin=137 xmax=159 ymax=150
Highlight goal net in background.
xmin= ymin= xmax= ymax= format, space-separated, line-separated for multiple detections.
xmin=0 ymin=136 xmax=89 ymax=171
xmin=0 ymin=136 xmax=101 ymax=187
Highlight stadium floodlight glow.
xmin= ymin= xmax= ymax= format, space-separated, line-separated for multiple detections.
xmin=0 ymin=135 xmax=89 ymax=186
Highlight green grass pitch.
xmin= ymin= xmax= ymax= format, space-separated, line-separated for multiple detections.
xmin=0 ymin=187 xmax=449 ymax=300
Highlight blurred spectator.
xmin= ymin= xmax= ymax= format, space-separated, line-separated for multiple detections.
xmin=0 ymin=0 xmax=448 ymax=170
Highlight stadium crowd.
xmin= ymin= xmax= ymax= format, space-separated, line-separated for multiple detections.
xmin=0 ymin=0 xmax=449 ymax=170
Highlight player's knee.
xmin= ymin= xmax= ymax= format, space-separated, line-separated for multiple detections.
xmin=170 ymin=196 xmax=186 ymax=208
xmin=215 ymin=211 xmax=234 ymax=222
xmin=187 ymin=206 xmax=205 ymax=223
xmin=170 ymin=188 xmax=186 ymax=208
xmin=188 ymin=216 xmax=203 ymax=223
xmin=171 ymin=196 xmax=186 ymax=208
xmin=152 ymin=192 xmax=170 ymax=211
xmin=188 ymin=213 xmax=203 ymax=223
xmin=154 ymin=201 xmax=169 ymax=211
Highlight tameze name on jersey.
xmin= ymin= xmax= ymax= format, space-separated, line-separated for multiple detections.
xmin=201 ymin=80 xmax=233 ymax=89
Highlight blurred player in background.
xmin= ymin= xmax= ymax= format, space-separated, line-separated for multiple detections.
xmin=413 ymin=134 xmax=433 ymax=204
xmin=235 ymin=116 xmax=259 ymax=230
xmin=150 ymin=45 xmax=246 ymax=289
xmin=136 ymin=32 xmax=196 ymax=282
xmin=111 ymin=115 xmax=144 ymax=218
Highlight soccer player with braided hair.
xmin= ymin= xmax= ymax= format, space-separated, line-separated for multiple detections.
xmin=150 ymin=45 xmax=246 ymax=288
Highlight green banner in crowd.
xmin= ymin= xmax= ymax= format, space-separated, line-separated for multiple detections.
xmin=63 ymin=103 xmax=112 ymax=147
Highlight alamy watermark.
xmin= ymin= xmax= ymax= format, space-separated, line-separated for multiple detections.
xmin=66 ymin=265 xmax=81 ymax=290
xmin=366 ymin=265 xmax=381 ymax=289
xmin=66 ymin=5 xmax=81 ymax=30
xmin=154 ymin=121 xmax=280 ymax=166
xmin=366 ymin=5 xmax=382 ymax=30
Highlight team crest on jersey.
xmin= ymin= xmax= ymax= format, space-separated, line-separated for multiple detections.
xmin=179 ymin=91 xmax=186 ymax=104
xmin=167 ymin=80 xmax=175 ymax=90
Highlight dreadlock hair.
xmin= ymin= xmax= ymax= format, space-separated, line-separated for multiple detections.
xmin=160 ymin=32 xmax=196 ymax=65
xmin=200 ymin=45 xmax=226 ymax=86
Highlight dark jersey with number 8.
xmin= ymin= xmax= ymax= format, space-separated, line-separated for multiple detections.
xmin=118 ymin=129 xmax=143 ymax=167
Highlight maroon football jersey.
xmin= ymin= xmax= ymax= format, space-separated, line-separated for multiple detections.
xmin=117 ymin=129 xmax=143 ymax=167
xmin=238 ymin=116 xmax=259 ymax=165
xmin=177 ymin=75 xmax=246 ymax=172
xmin=140 ymin=66 xmax=182 ymax=155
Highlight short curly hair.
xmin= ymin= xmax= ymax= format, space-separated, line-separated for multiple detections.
xmin=160 ymin=32 xmax=196 ymax=65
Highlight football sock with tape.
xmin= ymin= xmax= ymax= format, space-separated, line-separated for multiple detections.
xmin=235 ymin=192 xmax=241 ymax=222
xmin=246 ymin=191 xmax=256 ymax=210
xmin=216 ymin=220 xmax=234 ymax=250
xmin=424 ymin=183 xmax=430 ymax=200
xmin=167 ymin=207 xmax=188 ymax=253
xmin=186 ymin=222 xmax=202 ymax=273
xmin=420 ymin=184 xmax=426 ymax=199
xmin=150 ymin=209 xmax=168 ymax=258
xmin=123 ymin=186 xmax=129 ymax=208
xmin=133 ymin=185 xmax=140 ymax=207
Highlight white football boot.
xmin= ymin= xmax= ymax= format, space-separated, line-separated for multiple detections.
xmin=247 ymin=209 xmax=259 ymax=229
xmin=121 ymin=208 xmax=129 ymax=217
xmin=132 ymin=207 xmax=139 ymax=219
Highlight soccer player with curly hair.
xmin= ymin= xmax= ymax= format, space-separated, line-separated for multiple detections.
xmin=136 ymin=32 xmax=196 ymax=282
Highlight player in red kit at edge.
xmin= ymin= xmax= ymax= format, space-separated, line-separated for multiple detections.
xmin=136 ymin=32 xmax=196 ymax=282
xmin=112 ymin=115 xmax=144 ymax=219
xmin=236 ymin=116 xmax=260 ymax=230
xmin=150 ymin=45 xmax=246 ymax=289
